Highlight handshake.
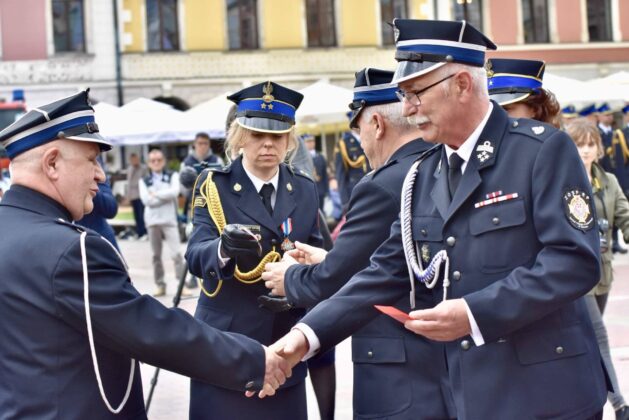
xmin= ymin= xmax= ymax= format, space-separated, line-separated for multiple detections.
xmin=251 ymin=329 xmax=312 ymax=398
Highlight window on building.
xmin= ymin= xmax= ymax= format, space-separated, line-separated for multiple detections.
xmin=522 ymin=0 xmax=549 ymax=43
xmin=452 ymin=0 xmax=483 ymax=31
xmin=306 ymin=0 xmax=337 ymax=48
xmin=146 ymin=0 xmax=180 ymax=51
xmin=227 ymin=0 xmax=259 ymax=50
xmin=52 ymin=0 xmax=86 ymax=53
xmin=587 ymin=0 xmax=612 ymax=41
xmin=381 ymin=0 xmax=408 ymax=45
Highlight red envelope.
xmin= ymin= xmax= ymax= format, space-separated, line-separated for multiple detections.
xmin=374 ymin=305 xmax=411 ymax=324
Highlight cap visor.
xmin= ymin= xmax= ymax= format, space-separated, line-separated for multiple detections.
xmin=392 ymin=61 xmax=446 ymax=84
xmin=236 ymin=116 xmax=292 ymax=133
xmin=489 ymin=92 xmax=531 ymax=107
xmin=65 ymin=131 xmax=112 ymax=151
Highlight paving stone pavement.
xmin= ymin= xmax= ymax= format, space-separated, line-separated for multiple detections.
xmin=117 ymin=237 xmax=629 ymax=420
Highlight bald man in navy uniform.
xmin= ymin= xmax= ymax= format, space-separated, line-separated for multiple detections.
xmin=0 ymin=90 xmax=290 ymax=419
xmin=274 ymin=20 xmax=609 ymax=420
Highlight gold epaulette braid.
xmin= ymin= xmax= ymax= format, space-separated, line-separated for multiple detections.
xmin=613 ymin=129 xmax=629 ymax=164
xmin=198 ymin=172 xmax=281 ymax=298
xmin=339 ymin=138 xmax=367 ymax=171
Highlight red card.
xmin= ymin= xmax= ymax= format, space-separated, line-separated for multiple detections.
xmin=374 ymin=305 xmax=411 ymax=324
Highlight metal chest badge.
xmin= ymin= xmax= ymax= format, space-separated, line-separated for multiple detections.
xmin=476 ymin=140 xmax=494 ymax=163
xmin=563 ymin=188 xmax=594 ymax=231
xmin=421 ymin=244 xmax=431 ymax=264
xmin=280 ymin=218 xmax=295 ymax=251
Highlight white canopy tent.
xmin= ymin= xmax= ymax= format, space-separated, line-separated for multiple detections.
xmin=296 ymin=80 xmax=353 ymax=129
xmin=543 ymin=72 xmax=629 ymax=107
xmin=93 ymin=97 xmax=226 ymax=145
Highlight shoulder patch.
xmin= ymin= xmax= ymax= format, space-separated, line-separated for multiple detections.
xmin=193 ymin=196 xmax=207 ymax=208
xmin=562 ymin=188 xmax=595 ymax=232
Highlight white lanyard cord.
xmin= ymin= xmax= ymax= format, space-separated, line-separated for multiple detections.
xmin=400 ymin=158 xmax=451 ymax=308
xmin=80 ymin=231 xmax=135 ymax=414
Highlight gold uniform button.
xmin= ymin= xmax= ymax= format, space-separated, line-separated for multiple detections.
xmin=460 ymin=340 xmax=471 ymax=350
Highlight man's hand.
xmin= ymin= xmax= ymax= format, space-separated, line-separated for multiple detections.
xmin=220 ymin=224 xmax=262 ymax=259
xmin=262 ymin=255 xmax=298 ymax=296
xmin=404 ymin=299 xmax=471 ymax=341
xmin=285 ymin=241 xmax=328 ymax=265
xmin=246 ymin=346 xmax=292 ymax=399
xmin=272 ymin=329 xmax=309 ymax=369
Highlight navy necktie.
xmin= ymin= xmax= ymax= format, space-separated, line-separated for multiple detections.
xmin=259 ymin=183 xmax=274 ymax=215
xmin=448 ymin=153 xmax=464 ymax=199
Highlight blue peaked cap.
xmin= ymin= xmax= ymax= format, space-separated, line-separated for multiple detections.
xmin=227 ymin=81 xmax=303 ymax=133
xmin=486 ymin=58 xmax=545 ymax=106
xmin=597 ymin=103 xmax=613 ymax=114
xmin=562 ymin=105 xmax=577 ymax=117
xmin=622 ymin=104 xmax=629 ymax=114
xmin=349 ymin=68 xmax=397 ymax=129
xmin=392 ymin=19 xmax=497 ymax=84
xmin=578 ymin=104 xmax=597 ymax=117
xmin=0 ymin=89 xmax=111 ymax=159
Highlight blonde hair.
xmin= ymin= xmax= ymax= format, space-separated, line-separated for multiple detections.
xmin=565 ymin=118 xmax=604 ymax=160
xmin=224 ymin=119 xmax=298 ymax=162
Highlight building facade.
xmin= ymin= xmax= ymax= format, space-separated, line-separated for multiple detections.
xmin=0 ymin=0 xmax=628 ymax=109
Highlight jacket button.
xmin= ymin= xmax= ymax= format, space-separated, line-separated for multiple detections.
xmin=420 ymin=229 xmax=427 ymax=237
xmin=245 ymin=381 xmax=254 ymax=389
xmin=555 ymin=346 xmax=564 ymax=354
xmin=446 ymin=236 xmax=456 ymax=246
xmin=460 ymin=340 xmax=471 ymax=350
xmin=492 ymin=217 xmax=500 ymax=225
xmin=209 ymin=271 xmax=216 ymax=277
xmin=271 ymin=239 xmax=278 ymax=246
xmin=452 ymin=271 xmax=461 ymax=281
xmin=367 ymin=351 xmax=373 ymax=358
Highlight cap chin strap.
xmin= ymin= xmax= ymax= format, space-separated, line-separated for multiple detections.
xmin=80 ymin=231 xmax=135 ymax=414
xmin=400 ymin=147 xmax=450 ymax=309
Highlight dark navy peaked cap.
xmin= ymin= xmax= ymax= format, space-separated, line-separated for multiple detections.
xmin=227 ymin=81 xmax=304 ymax=133
xmin=597 ymin=103 xmax=613 ymax=115
xmin=486 ymin=58 xmax=545 ymax=106
xmin=392 ymin=19 xmax=497 ymax=84
xmin=578 ymin=104 xmax=597 ymax=117
xmin=349 ymin=68 xmax=397 ymax=128
xmin=622 ymin=104 xmax=629 ymax=114
xmin=0 ymin=90 xmax=111 ymax=159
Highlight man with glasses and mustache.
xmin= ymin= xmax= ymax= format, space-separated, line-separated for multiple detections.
xmin=271 ymin=19 xmax=608 ymax=419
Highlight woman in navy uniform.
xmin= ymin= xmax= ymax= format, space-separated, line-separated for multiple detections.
xmin=185 ymin=81 xmax=322 ymax=420
xmin=486 ymin=58 xmax=561 ymax=127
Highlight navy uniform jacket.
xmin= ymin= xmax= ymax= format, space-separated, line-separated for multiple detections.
xmin=301 ymin=105 xmax=608 ymax=420
xmin=312 ymin=152 xmax=329 ymax=199
xmin=183 ymin=153 xmax=219 ymax=167
xmin=185 ymin=157 xmax=322 ymax=417
xmin=285 ymin=139 xmax=455 ymax=419
xmin=335 ymin=132 xmax=370 ymax=206
xmin=0 ymin=185 xmax=265 ymax=420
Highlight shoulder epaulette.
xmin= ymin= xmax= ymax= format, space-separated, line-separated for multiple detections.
xmin=54 ymin=218 xmax=85 ymax=233
xmin=295 ymin=168 xmax=315 ymax=182
xmin=508 ymin=118 xmax=554 ymax=142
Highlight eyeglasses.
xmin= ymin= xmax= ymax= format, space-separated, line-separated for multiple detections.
xmin=395 ymin=73 xmax=457 ymax=106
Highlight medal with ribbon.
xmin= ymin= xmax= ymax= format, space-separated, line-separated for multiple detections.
xmin=280 ymin=218 xmax=295 ymax=251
